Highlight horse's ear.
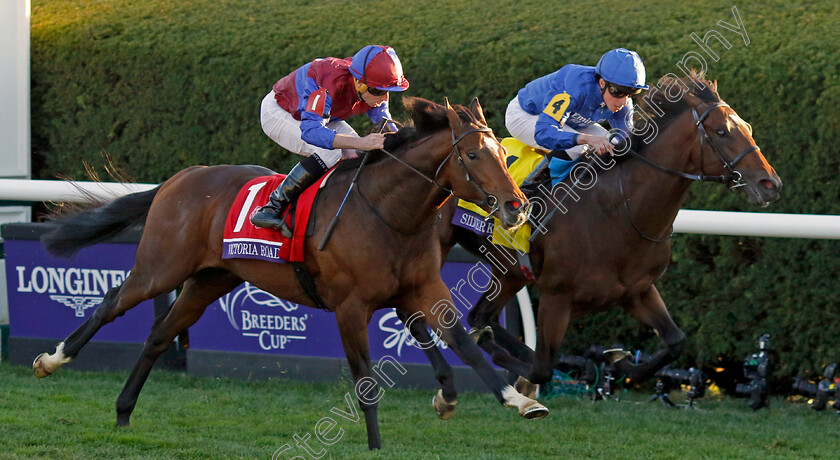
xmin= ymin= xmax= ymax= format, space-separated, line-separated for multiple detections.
xmin=444 ymin=97 xmax=462 ymax=130
xmin=469 ymin=97 xmax=487 ymax=125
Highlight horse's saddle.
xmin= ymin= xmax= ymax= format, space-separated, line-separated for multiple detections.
xmin=221 ymin=172 xmax=331 ymax=263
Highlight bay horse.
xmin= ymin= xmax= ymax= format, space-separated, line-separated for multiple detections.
xmin=424 ymin=73 xmax=782 ymax=397
xmin=32 ymin=97 xmax=547 ymax=451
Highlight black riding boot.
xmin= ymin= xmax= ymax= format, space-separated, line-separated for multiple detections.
xmin=250 ymin=161 xmax=321 ymax=237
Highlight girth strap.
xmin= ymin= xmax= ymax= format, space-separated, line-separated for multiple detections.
xmin=292 ymin=262 xmax=332 ymax=312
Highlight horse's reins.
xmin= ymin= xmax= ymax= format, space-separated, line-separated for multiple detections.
xmin=317 ymin=117 xmax=503 ymax=246
xmin=317 ymin=119 xmax=404 ymax=249
xmin=623 ymin=101 xmax=760 ymax=187
xmin=530 ymin=101 xmax=763 ymax=244
xmin=617 ymin=100 xmax=763 ymax=242
xmin=355 ymin=124 xmax=503 ymax=235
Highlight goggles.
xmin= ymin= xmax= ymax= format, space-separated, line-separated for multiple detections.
xmin=607 ymin=84 xmax=642 ymax=98
xmin=366 ymin=87 xmax=388 ymax=96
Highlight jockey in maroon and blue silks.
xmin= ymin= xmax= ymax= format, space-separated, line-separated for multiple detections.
xmin=251 ymin=45 xmax=409 ymax=235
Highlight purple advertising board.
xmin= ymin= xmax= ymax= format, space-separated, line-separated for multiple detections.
xmin=188 ymin=261 xmax=501 ymax=367
xmin=4 ymin=239 xmax=155 ymax=343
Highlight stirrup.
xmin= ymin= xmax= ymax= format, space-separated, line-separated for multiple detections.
xmin=250 ymin=204 xmax=291 ymax=233
xmin=278 ymin=206 xmax=293 ymax=238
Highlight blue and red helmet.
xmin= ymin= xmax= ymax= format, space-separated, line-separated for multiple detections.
xmin=596 ymin=48 xmax=649 ymax=90
xmin=349 ymin=45 xmax=410 ymax=92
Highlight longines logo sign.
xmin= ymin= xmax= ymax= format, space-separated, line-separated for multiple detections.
xmin=14 ymin=265 xmax=128 ymax=317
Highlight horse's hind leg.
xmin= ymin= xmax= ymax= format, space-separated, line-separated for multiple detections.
xmin=613 ymin=285 xmax=686 ymax=381
xmin=32 ymin=267 xmax=187 ymax=378
xmin=395 ymin=310 xmax=457 ymax=420
xmin=115 ymin=269 xmax=242 ymax=426
xmin=335 ymin=306 xmax=381 ymax=449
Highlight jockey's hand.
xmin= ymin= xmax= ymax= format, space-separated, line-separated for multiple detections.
xmin=578 ymin=133 xmax=614 ymax=156
xmin=333 ymin=133 xmax=386 ymax=152
xmin=356 ymin=133 xmax=387 ymax=151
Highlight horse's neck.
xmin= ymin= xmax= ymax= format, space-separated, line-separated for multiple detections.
xmin=614 ymin=114 xmax=700 ymax=235
xmin=362 ymin=132 xmax=452 ymax=232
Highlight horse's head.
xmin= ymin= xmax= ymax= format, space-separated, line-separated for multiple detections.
xmin=403 ymin=97 xmax=528 ymax=229
xmin=640 ymin=74 xmax=782 ymax=206
xmin=444 ymin=98 xmax=528 ymax=229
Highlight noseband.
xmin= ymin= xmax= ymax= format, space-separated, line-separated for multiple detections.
xmin=626 ymin=101 xmax=761 ymax=189
xmin=692 ymin=102 xmax=760 ymax=189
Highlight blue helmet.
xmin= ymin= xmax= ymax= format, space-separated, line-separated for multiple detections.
xmin=596 ymin=48 xmax=649 ymax=90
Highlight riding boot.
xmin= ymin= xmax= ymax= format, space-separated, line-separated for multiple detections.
xmin=250 ymin=161 xmax=322 ymax=237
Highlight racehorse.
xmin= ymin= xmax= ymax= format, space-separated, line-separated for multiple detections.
xmin=31 ymin=97 xmax=547 ymax=451
xmin=428 ymin=73 xmax=782 ymax=396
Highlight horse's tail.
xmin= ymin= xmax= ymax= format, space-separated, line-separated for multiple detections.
xmin=42 ymin=186 xmax=162 ymax=258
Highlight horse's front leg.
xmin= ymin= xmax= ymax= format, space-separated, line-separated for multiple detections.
xmin=519 ymin=293 xmax=572 ymax=392
xmin=395 ymin=310 xmax=457 ymax=420
xmin=612 ymin=285 xmax=687 ymax=381
xmin=399 ymin=281 xmax=548 ymax=420
xmin=465 ymin=260 xmax=536 ymax=372
xmin=335 ymin=305 xmax=382 ymax=450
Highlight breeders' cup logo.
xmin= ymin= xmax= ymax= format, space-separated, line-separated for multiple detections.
xmin=219 ymin=283 xmax=309 ymax=351
xmin=378 ymin=309 xmax=448 ymax=357
xmin=14 ymin=265 xmax=127 ymax=317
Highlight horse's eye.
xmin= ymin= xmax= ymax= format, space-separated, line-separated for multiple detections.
xmin=467 ymin=151 xmax=478 ymax=160
xmin=716 ymin=129 xmax=727 ymax=137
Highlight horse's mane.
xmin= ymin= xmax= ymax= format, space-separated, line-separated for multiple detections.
xmin=632 ymin=70 xmax=721 ymax=133
xmin=337 ymin=97 xmax=480 ymax=171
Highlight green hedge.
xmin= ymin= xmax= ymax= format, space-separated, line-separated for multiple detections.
xmin=31 ymin=0 xmax=840 ymax=380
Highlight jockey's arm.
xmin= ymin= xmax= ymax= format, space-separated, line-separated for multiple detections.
xmin=334 ymin=133 xmax=386 ymax=151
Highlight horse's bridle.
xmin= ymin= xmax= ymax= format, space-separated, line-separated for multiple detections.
xmin=617 ymin=100 xmax=762 ymax=243
xmin=378 ymin=124 xmax=503 ymax=211
xmin=358 ymin=124 xmax=505 ymax=234
xmin=625 ymin=101 xmax=761 ymax=189
xmin=435 ymin=126 xmax=502 ymax=213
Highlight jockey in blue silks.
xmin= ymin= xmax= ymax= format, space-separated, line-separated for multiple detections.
xmin=505 ymin=48 xmax=649 ymax=183
xmin=251 ymin=45 xmax=410 ymax=235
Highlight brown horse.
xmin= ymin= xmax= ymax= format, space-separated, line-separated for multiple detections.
xmin=427 ymin=74 xmax=782 ymax=397
xmin=31 ymin=97 xmax=547 ymax=451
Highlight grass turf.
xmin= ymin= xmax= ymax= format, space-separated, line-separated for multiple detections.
xmin=1 ymin=361 xmax=838 ymax=459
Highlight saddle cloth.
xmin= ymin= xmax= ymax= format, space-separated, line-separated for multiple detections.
xmin=222 ymin=172 xmax=330 ymax=263
xmin=454 ymin=138 xmax=543 ymax=253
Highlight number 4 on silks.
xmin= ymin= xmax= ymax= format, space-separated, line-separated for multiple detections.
xmin=543 ymin=92 xmax=571 ymax=123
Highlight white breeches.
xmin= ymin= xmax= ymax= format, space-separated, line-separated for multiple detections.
xmin=505 ymin=96 xmax=608 ymax=160
xmin=260 ymin=91 xmax=358 ymax=168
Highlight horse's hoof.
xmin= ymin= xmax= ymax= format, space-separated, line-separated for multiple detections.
xmin=520 ymin=400 xmax=549 ymax=420
xmin=432 ymin=389 xmax=457 ymax=420
xmin=468 ymin=326 xmax=494 ymax=344
xmin=33 ymin=353 xmax=53 ymax=378
xmin=602 ymin=348 xmax=633 ymax=364
xmin=514 ymin=376 xmax=537 ymax=399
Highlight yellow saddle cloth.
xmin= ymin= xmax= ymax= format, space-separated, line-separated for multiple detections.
xmin=456 ymin=138 xmax=544 ymax=253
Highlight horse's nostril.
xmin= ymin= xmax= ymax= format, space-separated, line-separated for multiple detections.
xmin=759 ymin=179 xmax=776 ymax=191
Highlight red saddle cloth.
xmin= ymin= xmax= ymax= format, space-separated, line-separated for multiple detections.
xmin=222 ymin=173 xmax=328 ymax=263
